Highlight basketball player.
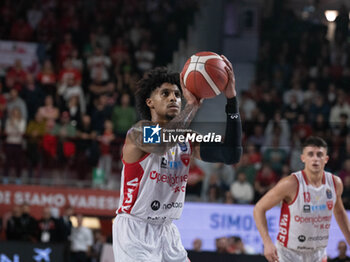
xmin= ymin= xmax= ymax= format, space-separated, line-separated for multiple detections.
xmin=254 ymin=136 xmax=350 ymax=262
xmin=113 ymin=56 xmax=242 ymax=262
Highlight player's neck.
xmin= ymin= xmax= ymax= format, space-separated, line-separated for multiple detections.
xmin=151 ymin=116 xmax=170 ymax=126
xmin=303 ymin=168 xmax=324 ymax=187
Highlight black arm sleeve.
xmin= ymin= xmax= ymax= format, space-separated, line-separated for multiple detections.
xmin=199 ymin=97 xmax=243 ymax=164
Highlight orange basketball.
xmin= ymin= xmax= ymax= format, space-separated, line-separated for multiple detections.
xmin=180 ymin=51 xmax=228 ymax=99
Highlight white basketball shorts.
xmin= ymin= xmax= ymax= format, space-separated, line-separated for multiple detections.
xmin=276 ymin=243 xmax=327 ymax=262
xmin=113 ymin=214 xmax=189 ymax=262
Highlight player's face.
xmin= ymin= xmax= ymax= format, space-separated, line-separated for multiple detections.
xmin=301 ymin=146 xmax=329 ymax=174
xmin=147 ymin=83 xmax=181 ymax=121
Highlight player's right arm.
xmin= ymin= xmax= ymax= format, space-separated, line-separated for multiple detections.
xmin=253 ymin=175 xmax=298 ymax=262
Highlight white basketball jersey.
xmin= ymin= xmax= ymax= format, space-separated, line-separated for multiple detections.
xmin=117 ymin=142 xmax=192 ymax=224
xmin=277 ymin=171 xmax=337 ymax=252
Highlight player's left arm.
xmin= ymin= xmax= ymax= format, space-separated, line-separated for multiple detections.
xmin=192 ymin=55 xmax=242 ymax=164
xmin=333 ymin=175 xmax=350 ymax=245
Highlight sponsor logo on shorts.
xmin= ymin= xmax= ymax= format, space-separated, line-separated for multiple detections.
xmin=151 ymin=200 xmax=160 ymax=211
xmin=163 ymin=202 xmax=183 ymax=209
xmin=326 ymin=189 xmax=332 ymax=199
xmin=298 ymin=235 xmax=306 ymax=242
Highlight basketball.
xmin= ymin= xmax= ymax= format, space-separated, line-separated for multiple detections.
xmin=180 ymin=51 xmax=229 ymax=99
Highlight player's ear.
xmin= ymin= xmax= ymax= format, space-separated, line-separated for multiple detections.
xmin=325 ymin=154 xmax=329 ymax=164
xmin=146 ymin=98 xmax=154 ymax=109
xmin=300 ymin=153 xmax=305 ymax=163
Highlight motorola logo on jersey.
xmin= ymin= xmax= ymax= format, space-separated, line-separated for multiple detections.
xmin=151 ymin=200 xmax=161 ymax=211
xmin=298 ymin=235 xmax=306 ymax=242
xmin=308 ymin=235 xmax=329 ymax=241
xmin=163 ymin=202 xmax=183 ymax=209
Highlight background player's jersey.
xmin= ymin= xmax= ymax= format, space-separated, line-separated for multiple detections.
xmin=277 ymin=171 xmax=336 ymax=252
xmin=117 ymin=142 xmax=192 ymax=224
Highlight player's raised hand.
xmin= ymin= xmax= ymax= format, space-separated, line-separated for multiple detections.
xmin=221 ymin=55 xmax=236 ymax=99
xmin=180 ymin=74 xmax=203 ymax=106
xmin=264 ymin=241 xmax=279 ymax=262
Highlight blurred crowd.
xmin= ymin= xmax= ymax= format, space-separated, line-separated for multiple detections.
xmin=1 ymin=204 xmax=108 ymax=262
xmin=186 ymin=6 xmax=350 ymax=207
xmin=0 ymin=0 xmax=198 ymax=186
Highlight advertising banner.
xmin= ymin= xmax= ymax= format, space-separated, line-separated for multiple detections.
xmin=0 ymin=185 xmax=120 ymax=218
xmin=0 ymin=241 xmax=65 ymax=262
xmin=0 ymin=40 xmax=39 ymax=72
xmin=174 ymin=202 xmax=349 ymax=258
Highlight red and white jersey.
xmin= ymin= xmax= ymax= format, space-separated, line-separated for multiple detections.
xmin=117 ymin=142 xmax=192 ymax=224
xmin=277 ymin=171 xmax=337 ymax=252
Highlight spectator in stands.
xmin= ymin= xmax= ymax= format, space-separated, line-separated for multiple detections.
xmin=215 ymin=237 xmax=228 ymax=253
xmin=6 ymin=88 xmax=28 ymax=121
xmin=330 ymin=240 xmax=350 ymax=262
xmin=58 ymin=75 xmax=86 ymax=114
xmin=26 ymin=2 xmax=43 ymax=30
xmin=308 ymin=94 xmax=330 ymax=122
xmin=111 ymin=93 xmax=137 ymax=137
xmin=329 ymin=95 xmax=350 ymax=128
xmin=5 ymin=60 xmax=28 ymax=92
xmin=38 ymin=207 xmax=59 ymax=243
xmin=58 ymin=58 xmax=82 ymax=86
xmin=91 ymin=95 xmax=112 ymax=134
xmin=91 ymin=230 xmax=106 ymax=262
xmin=97 ymin=120 xmax=115 ymax=185
xmin=3 ymin=107 xmax=26 ymax=183
xmin=26 ymin=111 xmax=46 ymax=179
xmin=263 ymin=111 xmax=290 ymax=149
xmin=38 ymin=95 xmax=59 ymax=131
xmin=20 ymin=203 xmax=38 ymax=242
xmin=230 ymin=172 xmax=254 ymax=204
xmin=87 ymin=46 xmax=112 ymax=82
xmin=210 ymin=162 xmax=235 ymax=193
xmin=71 ymin=49 xmax=83 ymax=72
xmin=57 ymin=32 xmax=75 ymax=67
xmin=235 ymin=154 xmax=257 ymax=185
xmin=75 ymin=115 xmax=98 ymax=180
xmin=51 ymin=111 xmax=77 ymax=165
xmin=342 ymin=176 xmax=350 ymax=210
xmin=10 ymin=18 xmax=33 ymax=42
xmin=6 ymin=205 xmax=23 ymax=241
xmin=57 ymin=206 xmax=74 ymax=242
xmin=36 ymin=59 xmax=57 ymax=97
xmin=70 ymin=214 xmax=93 ymax=262
xmin=192 ymin=238 xmax=202 ymax=252
xmin=88 ymin=70 xmax=115 ymax=104
xmin=0 ymin=83 xmax=6 ymax=129
xmin=248 ymin=125 xmax=265 ymax=151
xmin=338 ymin=159 xmax=350 ymax=183
xmin=135 ymin=41 xmax=155 ymax=73
xmin=254 ymin=164 xmax=278 ymax=203
xmin=186 ymin=158 xmax=205 ymax=199
xmin=22 ymin=73 xmax=45 ymax=121
xmin=262 ymin=136 xmax=288 ymax=174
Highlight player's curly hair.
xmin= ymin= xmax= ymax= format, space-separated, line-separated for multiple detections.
xmin=135 ymin=67 xmax=181 ymax=120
